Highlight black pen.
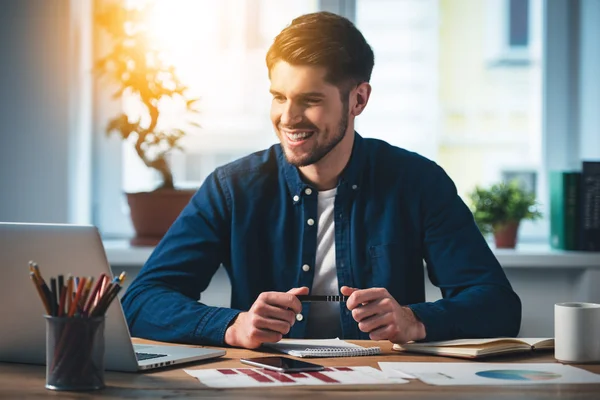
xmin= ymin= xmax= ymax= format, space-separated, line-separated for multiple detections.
xmin=296 ymin=295 xmax=348 ymax=302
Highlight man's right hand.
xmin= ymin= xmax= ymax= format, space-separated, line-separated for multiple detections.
xmin=224 ymin=287 xmax=309 ymax=349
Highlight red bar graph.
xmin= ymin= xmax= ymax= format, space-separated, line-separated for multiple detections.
xmin=261 ymin=369 xmax=295 ymax=383
xmin=307 ymin=371 xmax=339 ymax=383
xmin=217 ymin=369 xmax=238 ymax=375
xmin=239 ymin=369 xmax=273 ymax=383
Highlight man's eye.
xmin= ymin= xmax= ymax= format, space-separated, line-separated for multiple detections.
xmin=305 ymin=99 xmax=321 ymax=105
xmin=273 ymin=96 xmax=286 ymax=102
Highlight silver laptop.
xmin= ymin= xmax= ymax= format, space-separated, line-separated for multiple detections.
xmin=0 ymin=222 xmax=226 ymax=372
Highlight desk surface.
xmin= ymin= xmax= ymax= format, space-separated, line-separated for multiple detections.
xmin=1 ymin=340 xmax=599 ymax=399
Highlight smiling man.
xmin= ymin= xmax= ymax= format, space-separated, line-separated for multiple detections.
xmin=122 ymin=12 xmax=521 ymax=349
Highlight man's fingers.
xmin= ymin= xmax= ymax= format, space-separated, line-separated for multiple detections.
xmin=287 ymin=286 xmax=309 ymax=295
xmin=255 ymin=303 xmax=296 ymax=326
xmin=368 ymin=324 xmax=394 ymax=341
xmin=346 ymin=287 xmax=389 ymax=310
xmin=351 ymin=299 xmax=384 ymax=322
xmin=252 ymin=314 xmax=293 ymax=335
xmin=340 ymin=286 xmax=358 ymax=296
xmin=259 ymin=291 xmax=303 ymax=314
xmin=248 ymin=326 xmax=283 ymax=345
xmin=357 ymin=313 xmax=388 ymax=334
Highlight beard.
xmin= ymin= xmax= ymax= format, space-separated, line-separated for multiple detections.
xmin=280 ymin=101 xmax=349 ymax=168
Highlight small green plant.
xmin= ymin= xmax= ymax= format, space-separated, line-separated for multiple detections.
xmin=468 ymin=180 xmax=542 ymax=235
xmin=94 ymin=2 xmax=200 ymax=190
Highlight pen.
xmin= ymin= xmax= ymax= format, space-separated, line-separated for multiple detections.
xmin=296 ymin=295 xmax=349 ymax=302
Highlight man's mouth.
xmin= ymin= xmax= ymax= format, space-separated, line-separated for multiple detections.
xmin=281 ymin=129 xmax=315 ymax=142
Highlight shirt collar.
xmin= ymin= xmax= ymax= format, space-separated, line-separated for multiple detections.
xmin=279 ymin=131 xmax=365 ymax=201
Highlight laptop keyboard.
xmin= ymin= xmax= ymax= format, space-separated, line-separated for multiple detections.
xmin=136 ymin=352 xmax=167 ymax=361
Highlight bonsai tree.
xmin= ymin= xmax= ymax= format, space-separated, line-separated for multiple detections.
xmin=468 ymin=180 xmax=542 ymax=247
xmin=94 ymin=2 xmax=200 ymax=190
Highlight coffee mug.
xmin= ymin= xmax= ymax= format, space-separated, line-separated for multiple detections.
xmin=555 ymin=302 xmax=600 ymax=363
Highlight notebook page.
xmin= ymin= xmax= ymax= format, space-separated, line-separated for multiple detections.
xmin=263 ymin=338 xmax=381 ymax=358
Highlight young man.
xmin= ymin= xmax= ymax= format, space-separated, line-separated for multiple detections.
xmin=122 ymin=12 xmax=521 ymax=349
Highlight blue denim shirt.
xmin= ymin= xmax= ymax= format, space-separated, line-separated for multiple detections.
xmin=122 ymin=133 xmax=521 ymax=346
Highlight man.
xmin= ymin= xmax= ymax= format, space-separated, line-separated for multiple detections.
xmin=122 ymin=12 xmax=521 ymax=349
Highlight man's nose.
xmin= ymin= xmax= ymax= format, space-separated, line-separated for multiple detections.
xmin=280 ymin=102 xmax=303 ymax=126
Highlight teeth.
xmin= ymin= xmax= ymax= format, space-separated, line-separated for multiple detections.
xmin=284 ymin=131 xmax=313 ymax=141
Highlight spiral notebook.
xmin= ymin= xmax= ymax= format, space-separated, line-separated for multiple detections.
xmin=263 ymin=338 xmax=381 ymax=358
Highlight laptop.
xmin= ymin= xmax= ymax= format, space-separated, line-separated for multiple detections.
xmin=0 ymin=222 xmax=226 ymax=372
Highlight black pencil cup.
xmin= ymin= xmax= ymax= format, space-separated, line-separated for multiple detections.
xmin=45 ymin=315 xmax=106 ymax=391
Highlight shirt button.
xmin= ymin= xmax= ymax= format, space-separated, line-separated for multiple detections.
xmin=293 ymin=195 xmax=300 ymax=202
xmin=305 ymin=188 xmax=312 ymax=195
xmin=302 ymin=264 xmax=310 ymax=272
xmin=296 ymin=313 xmax=304 ymax=322
xmin=352 ymin=184 xmax=358 ymax=190
xmin=307 ymin=218 xmax=314 ymax=226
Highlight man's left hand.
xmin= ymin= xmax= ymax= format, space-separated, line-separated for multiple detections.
xmin=340 ymin=286 xmax=426 ymax=344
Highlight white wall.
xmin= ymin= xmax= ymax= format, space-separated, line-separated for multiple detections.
xmin=0 ymin=0 xmax=91 ymax=224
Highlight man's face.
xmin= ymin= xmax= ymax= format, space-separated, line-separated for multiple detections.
xmin=269 ymin=61 xmax=349 ymax=167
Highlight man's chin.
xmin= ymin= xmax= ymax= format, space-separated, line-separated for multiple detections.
xmin=283 ymin=150 xmax=316 ymax=168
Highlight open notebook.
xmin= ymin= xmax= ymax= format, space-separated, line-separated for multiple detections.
xmin=393 ymin=337 xmax=554 ymax=359
xmin=263 ymin=338 xmax=381 ymax=358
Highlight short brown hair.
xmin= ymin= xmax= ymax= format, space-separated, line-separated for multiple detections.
xmin=266 ymin=12 xmax=375 ymax=90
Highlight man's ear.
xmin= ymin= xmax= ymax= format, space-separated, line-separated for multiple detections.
xmin=351 ymin=82 xmax=371 ymax=117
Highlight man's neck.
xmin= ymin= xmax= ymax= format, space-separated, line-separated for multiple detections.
xmin=298 ymin=129 xmax=355 ymax=191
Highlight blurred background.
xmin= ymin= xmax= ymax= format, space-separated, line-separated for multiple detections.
xmin=1 ymin=0 xmax=598 ymax=241
xmin=0 ymin=0 xmax=598 ymax=336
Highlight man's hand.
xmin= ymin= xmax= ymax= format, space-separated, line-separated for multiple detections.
xmin=341 ymin=286 xmax=426 ymax=344
xmin=224 ymin=287 xmax=309 ymax=349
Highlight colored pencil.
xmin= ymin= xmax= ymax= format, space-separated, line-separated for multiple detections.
xmin=29 ymin=272 xmax=51 ymax=315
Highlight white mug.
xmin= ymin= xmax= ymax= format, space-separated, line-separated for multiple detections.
xmin=554 ymin=302 xmax=600 ymax=363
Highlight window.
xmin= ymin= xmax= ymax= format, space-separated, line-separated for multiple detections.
xmin=122 ymin=0 xmax=319 ymax=192
xmin=509 ymin=0 xmax=530 ymax=47
xmin=485 ymin=0 xmax=535 ymax=66
xmin=94 ymin=0 xmax=318 ymax=237
xmin=354 ymin=0 xmax=544 ymax=241
xmin=94 ymin=0 xmax=546 ymax=241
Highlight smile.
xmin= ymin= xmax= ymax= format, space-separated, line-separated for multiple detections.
xmin=282 ymin=129 xmax=315 ymax=142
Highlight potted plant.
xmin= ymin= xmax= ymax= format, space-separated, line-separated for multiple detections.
xmin=95 ymin=2 xmax=200 ymax=246
xmin=468 ymin=180 xmax=542 ymax=248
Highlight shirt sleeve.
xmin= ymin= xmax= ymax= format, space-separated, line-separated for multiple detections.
xmin=121 ymin=169 xmax=241 ymax=346
xmin=408 ymin=161 xmax=522 ymax=341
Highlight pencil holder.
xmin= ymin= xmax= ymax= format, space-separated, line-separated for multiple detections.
xmin=45 ymin=315 xmax=106 ymax=391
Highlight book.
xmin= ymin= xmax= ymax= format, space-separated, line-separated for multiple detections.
xmin=579 ymin=161 xmax=600 ymax=251
xmin=263 ymin=338 xmax=381 ymax=358
xmin=550 ymin=171 xmax=582 ymax=250
xmin=392 ymin=338 xmax=554 ymax=359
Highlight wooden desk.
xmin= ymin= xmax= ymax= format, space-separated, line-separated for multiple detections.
xmin=1 ymin=340 xmax=599 ymax=399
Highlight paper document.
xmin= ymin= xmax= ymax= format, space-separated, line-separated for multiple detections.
xmin=185 ymin=366 xmax=408 ymax=388
xmin=378 ymin=362 xmax=600 ymax=386
xmin=263 ymin=338 xmax=381 ymax=358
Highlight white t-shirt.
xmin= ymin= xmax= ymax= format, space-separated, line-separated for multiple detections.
xmin=305 ymin=188 xmax=341 ymax=338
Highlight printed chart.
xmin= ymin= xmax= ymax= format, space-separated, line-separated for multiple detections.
xmin=476 ymin=370 xmax=562 ymax=381
xmin=185 ymin=366 xmax=408 ymax=388
xmin=378 ymin=362 xmax=600 ymax=386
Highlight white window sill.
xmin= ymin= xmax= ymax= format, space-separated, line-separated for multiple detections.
xmin=103 ymin=240 xmax=600 ymax=269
